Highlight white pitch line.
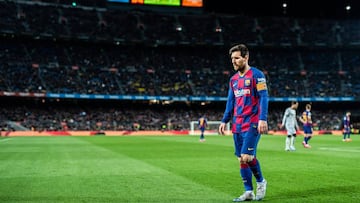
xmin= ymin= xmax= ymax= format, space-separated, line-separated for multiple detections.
xmin=319 ymin=147 xmax=360 ymax=153
xmin=0 ymin=138 xmax=12 ymax=142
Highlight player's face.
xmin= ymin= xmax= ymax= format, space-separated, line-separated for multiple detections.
xmin=293 ymin=103 xmax=298 ymax=109
xmin=231 ymin=51 xmax=247 ymax=72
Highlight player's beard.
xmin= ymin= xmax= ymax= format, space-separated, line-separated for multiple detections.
xmin=234 ymin=63 xmax=246 ymax=73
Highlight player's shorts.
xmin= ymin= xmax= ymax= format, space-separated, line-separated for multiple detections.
xmin=286 ymin=125 xmax=296 ymax=135
xmin=343 ymin=127 xmax=351 ymax=134
xmin=199 ymin=127 xmax=205 ymax=132
xmin=303 ymin=125 xmax=312 ymax=134
xmin=233 ymin=124 xmax=261 ymax=157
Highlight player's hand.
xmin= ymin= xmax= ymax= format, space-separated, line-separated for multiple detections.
xmin=258 ymin=120 xmax=268 ymax=134
xmin=218 ymin=123 xmax=226 ymax=135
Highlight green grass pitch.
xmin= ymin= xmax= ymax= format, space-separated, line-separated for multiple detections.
xmin=0 ymin=135 xmax=359 ymax=203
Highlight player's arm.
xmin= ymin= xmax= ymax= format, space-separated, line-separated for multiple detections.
xmin=219 ymin=84 xmax=234 ymax=134
xmin=281 ymin=109 xmax=289 ymax=128
xmin=256 ymin=73 xmax=269 ymax=134
xmin=295 ymin=117 xmax=300 ymax=130
xmin=298 ymin=115 xmax=305 ymax=124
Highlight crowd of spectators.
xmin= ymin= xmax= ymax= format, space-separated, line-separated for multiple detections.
xmin=0 ymin=100 xmax=225 ymax=131
xmin=1 ymin=1 xmax=360 ymax=97
xmin=1 ymin=99 xmax=357 ymax=132
xmin=1 ymin=39 xmax=360 ymax=97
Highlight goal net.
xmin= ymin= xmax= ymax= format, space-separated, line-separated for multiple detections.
xmin=189 ymin=121 xmax=230 ymax=135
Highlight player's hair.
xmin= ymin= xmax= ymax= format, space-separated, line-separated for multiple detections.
xmin=291 ymin=101 xmax=298 ymax=105
xmin=306 ymin=103 xmax=311 ymax=109
xmin=229 ymin=44 xmax=249 ymax=57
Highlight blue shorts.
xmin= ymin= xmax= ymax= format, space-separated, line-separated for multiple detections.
xmin=343 ymin=127 xmax=351 ymax=134
xmin=199 ymin=127 xmax=205 ymax=132
xmin=233 ymin=125 xmax=261 ymax=157
xmin=303 ymin=126 xmax=312 ymax=134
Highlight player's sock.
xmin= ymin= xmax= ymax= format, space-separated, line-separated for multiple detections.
xmin=248 ymin=158 xmax=264 ymax=183
xmin=307 ymin=136 xmax=312 ymax=143
xmin=240 ymin=163 xmax=253 ymax=191
xmin=304 ymin=136 xmax=310 ymax=144
xmin=285 ymin=137 xmax=291 ymax=150
xmin=290 ymin=135 xmax=295 ymax=147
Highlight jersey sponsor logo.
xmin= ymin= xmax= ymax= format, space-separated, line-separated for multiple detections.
xmin=234 ymin=89 xmax=251 ymax=97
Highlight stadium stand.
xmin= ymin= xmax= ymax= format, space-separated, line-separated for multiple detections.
xmin=0 ymin=0 xmax=359 ymax=132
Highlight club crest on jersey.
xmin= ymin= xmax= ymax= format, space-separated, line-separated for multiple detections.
xmin=244 ymin=79 xmax=251 ymax=86
xmin=234 ymin=89 xmax=251 ymax=97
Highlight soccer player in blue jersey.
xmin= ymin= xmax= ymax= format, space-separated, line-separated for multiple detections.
xmin=218 ymin=44 xmax=268 ymax=202
xmin=299 ymin=103 xmax=313 ymax=148
xmin=198 ymin=115 xmax=207 ymax=142
xmin=342 ymin=111 xmax=352 ymax=142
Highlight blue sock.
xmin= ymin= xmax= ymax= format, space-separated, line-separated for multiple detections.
xmin=240 ymin=163 xmax=253 ymax=191
xmin=307 ymin=136 xmax=312 ymax=143
xmin=248 ymin=158 xmax=263 ymax=182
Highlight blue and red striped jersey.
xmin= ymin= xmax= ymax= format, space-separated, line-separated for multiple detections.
xmin=301 ymin=110 xmax=312 ymax=127
xmin=343 ymin=115 xmax=350 ymax=128
xmin=198 ymin=117 xmax=207 ymax=128
xmin=221 ymin=67 xmax=269 ymax=133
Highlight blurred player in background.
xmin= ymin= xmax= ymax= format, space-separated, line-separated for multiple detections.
xmin=299 ymin=103 xmax=313 ymax=148
xmin=218 ymin=44 xmax=268 ymax=202
xmin=198 ymin=115 xmax=207 ymax=142
xmin=280 ymin=101 xmax=300 ymax=151
xmin=342 ymin=111 xmax=352 ymax=142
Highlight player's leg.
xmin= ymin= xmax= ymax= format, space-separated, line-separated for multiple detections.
xmin=234 ymin=133 xmax=254 ymax=191
xmin=303 ymin=135 xmax=310 ymax=147
xmin=232 ymin=133 xmax=255 ymax=202
xmin=199 ymin=128 xmax=205 ymax=142
xmin=302 ymin=127 xmax=312 ymax=148
xmin=285 ymin=134 xmax=291 ymax=151
xmin=302 ymin=127 xmax=307 ymax=146
xmin=346 ymin=131 xmax=351 ymax=141
xmin=242 ymin=128 xmax=266 ymax=201
xmin=287 ymin=127 xmax=296 ymax=151
xmin=305 ymin=127 xmax=313 ymax=147
xmin=290 ymin=134 xmax=296 ymax=151
xmin=302 ymin=135 xmax=307 ymax=147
